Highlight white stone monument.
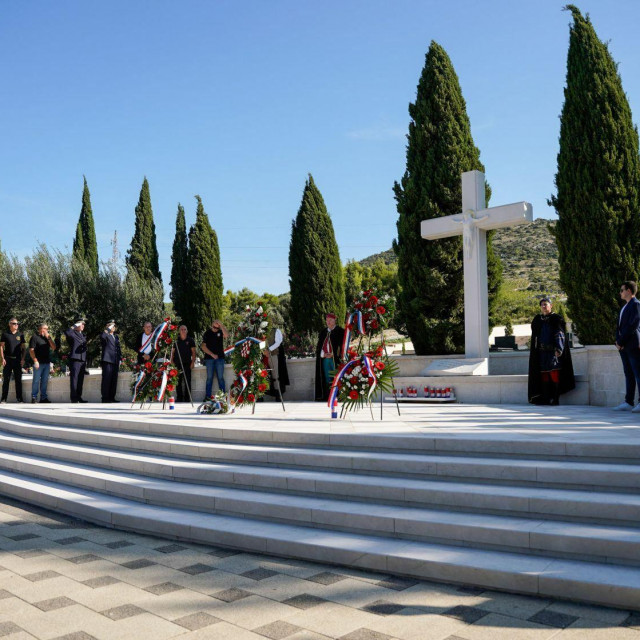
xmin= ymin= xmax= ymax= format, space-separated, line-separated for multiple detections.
xmin=421 ymin=170 xmax=533 ymax=375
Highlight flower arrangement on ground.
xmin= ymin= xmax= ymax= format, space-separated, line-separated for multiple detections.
xmin=130 ymin=319 xmax=180 ymax=405
xmin=228 ymin=304 xmax=270 ymax=409
xmin=197 ymin=390 xmax=231 ymax=415
xmin=330 ymin=289 xmax=398 ymax=415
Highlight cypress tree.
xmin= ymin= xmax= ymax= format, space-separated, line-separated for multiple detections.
xmin=187 ymin=195 xmax=223 ymax=333
xmin=289 ymin=174 xmax=346 ymax=334
xmin=170 ymin=204 xmax=189 ymax=322
xmin=72 ymin=176 xmax=99 ymax=276
xmin=393 ymin=41 xmax=502 ymax=355
xmin=550 ymin=5 xmax=640 ymax=344
xmin=127 ymin=177 xmax=162 ymax=284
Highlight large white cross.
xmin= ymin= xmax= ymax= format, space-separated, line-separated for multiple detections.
xmin=421 ymin=170 xmax=533 ymax=365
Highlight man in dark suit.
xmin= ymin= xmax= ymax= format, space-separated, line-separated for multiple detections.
xmin=100 ymin=321 xmax=121 ymax=403
xmin=614 ymin=281 xmax=640 ymax=412
xmin=64 ymin=318 xmax=88 ymax=403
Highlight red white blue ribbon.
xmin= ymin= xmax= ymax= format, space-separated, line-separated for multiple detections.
xmin=341 ymin=311 xmax=366 ymax=356
xmin=156 ymin=370 xmax=168 ymax=401
xmin=224 ymin=336 xmax=265 ymax=356
xmin=230 ymin=372 xmax=248 ymax=408
xmin=327 ymin=358 xmax=359 ymax=410
xmin=138 ymin=320 xmax=169 ymax=354
xmin=362 ymin=354 xmax=377 ymax=402
xmin=132 ymin=371 xmax=146 ymax=402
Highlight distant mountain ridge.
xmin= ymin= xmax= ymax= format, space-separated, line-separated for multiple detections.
xmin=359 ymin=219 xmax=561 ymax=293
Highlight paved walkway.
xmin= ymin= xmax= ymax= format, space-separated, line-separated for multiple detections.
xmin=0 ymin=496 xmax=637 ymax=640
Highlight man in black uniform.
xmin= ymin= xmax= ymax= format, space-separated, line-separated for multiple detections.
xmin=315 ymin=313 xmax=345 ymax=402
xmin=0 ymin=317 xmax=26 ymax=403
xmin=100 ymin=321 xmax=122 ymax=403
xmin=172 ymin=325 xmax=196 ymax=402
xmin=64 ymin=318 xmax=88 ymax=403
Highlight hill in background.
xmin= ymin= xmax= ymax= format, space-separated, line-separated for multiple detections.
xmin=360 ymin=219 xmax=562 ymax=294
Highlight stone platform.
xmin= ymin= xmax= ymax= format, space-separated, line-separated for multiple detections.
xmin=0 ymin=402 xmax=638 ymax=612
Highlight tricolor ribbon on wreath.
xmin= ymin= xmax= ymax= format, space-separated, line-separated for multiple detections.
xmin=327 ymin=357 xmax=359 ymax=412
xmin=341 ymin=311 xmax=366 ymax=356
xmin=156 ymin=370 xmax=168 ymax=401
xmin=224 ymin=336 xmax=266 ymax=356
xmin=229 ymin=372 xmax=248 ymax=409
xmin=131 ymin=371 xmax=146 ymax=402
xmin=361 ymin=354 xmax=377 ymax=402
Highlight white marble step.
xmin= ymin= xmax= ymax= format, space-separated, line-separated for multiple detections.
xmin=0 ymin=469 xmax=638 ymax=611
xmin=0 ymin=420 xmax=638 ymax=490
xmin=1 ymin=408 xmax=639 ymax=460
xmin=1 ymin=450 xmax=639 ymax=564
xmin=0 ymin=430 xmax=639 ymax=524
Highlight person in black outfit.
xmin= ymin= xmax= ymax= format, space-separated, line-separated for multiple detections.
xmin=172 ymin=325 xmax=196 ymax=402
xmin=201 ymin=320 xmax=228 ymax=401
xmin=29 ymin=322 xmax=56 ymax=403
xmin=1 ymin=317 xmax=26 ymax=403
xmin=528 ymin=298 xmax=575 ymax=405
xmin=100 ymin=321 xmax=122 ymax=403
xmin=135 ymin=321 xmax=154 ymax=366
xmin=614 ymin=281 xmax=640 ymax=411
xmin=64 ymin=318 xmax=88 ymax=403
xmin=315 ymin=313 xmax=345 ymax=402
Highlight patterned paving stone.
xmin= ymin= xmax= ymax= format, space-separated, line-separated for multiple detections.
xmin=0 ymin=621 xmax=24 ymax=637
xmin=207 ymin=546 xmax=241 ymax=558
xmin=154 ymin=543 xmax=187 ymax=554
xmin=81 ymin=575 xmax=120 ymax=588
xmin=178 ymin=563 xmax=215 ymax=575
xmin=173 ymin=611 xmax=222 ymax=630
xmin=144 ymin=581 xmax=185 ymax=595
xmin=67 ymin=554 xmax=101 ymax=564
xmin=212 ymin=588 xmax=253 ymax=603
xmin=52 ymin=633 xmax=97 ymax=640
xmin=443 ymin=604 xmax=491 ymax=624
xmin=34 ymin=596 xmax=78 ymax=612
xmin=102 ymin=540 xmax=134 ymax=549
xmin=13 ymin=549 xmax=47 ymax=559
xmin=306 ymin=572 xmax=347 ymax=586
xmin=529 ymin=609 xmax=580 ymax=628
xmin=375 ymin=577 xmax=420 ymax=591
xmin=6 ymin=533 xmax=39 ymax=541
xmin=360 ymin=600 xmax=405 ymax=616
xmin=0 ymin=590 xmax=12 ymax=600
xmin=100 ymin=604 xmax=147 ymax=621
xmin=121 ymin=558 xmax=156 ymax=569
xmin=254 ymin=619 xmax=303 ymax=639
xmin=23 ymin=570 xmax=61 ymax=582
xmin=242 ymin=568 xmax=280 ymax=581
xmin=54 ymin=536 xmax=87 ymax=545
xmin=282 ymin=594 xmax=328 ymax=610
xmin=338 ymin=629 xmax=395 ymax=640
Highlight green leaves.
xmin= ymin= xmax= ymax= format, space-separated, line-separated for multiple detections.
xmin=72 ymin=177 xmax=99 ymax=276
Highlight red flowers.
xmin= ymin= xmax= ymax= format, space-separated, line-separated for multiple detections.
xmin=258 ymin=383 xmax=267 ymax=392
xmin=371 ymin=320 xmax=379 ymax=330
xmin=350 ymin=376 xmax=359 ymax=385
xmin=247 ymin=393 xmax=255 ymax=403
xmin=166 ymin=384 xmax=175 ymax=392
xmin=370 ymin=295 xmax=378 ymax=306
xmin=165 ymin=338 xmax=172 ymax=344
xmin=169 ymin=369 xmax=178 ymax=378
xmin=349 ymin=390 xmax=359 ymax=400
xmin=244 ymin=369 xmax=252 ymax=378
xmin=376 ymin=306 xmax=386 ymax=315
xmin=260 ymin=370 xmax=268 ymax=378
xmin=374 ymin=361 xmax=385 ymax=371
xmin=145 ymin=362 xmax=153 ymax=372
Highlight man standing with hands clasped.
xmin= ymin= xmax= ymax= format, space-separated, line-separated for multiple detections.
xmin=1 ymin=318 xmax=26 ymax=403
xmin=201 ymin=319 xmax=228 ymax=401
xmin=29 ymin=323 xmax=56 ymax=403
xmin=614 ymin=281 xmax=640 ymax=412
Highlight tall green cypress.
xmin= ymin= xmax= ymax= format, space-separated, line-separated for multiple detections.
xmin=187 ymin=195 xmax=223 ymax=333
xmin=72 ymin=176 xmax=99 ymax=276
xmin=550 ymin=6 xmax=640 ymax=344
xmin=127 ymin=177 xmax=162 ymax=284
xmin=289 ymin=174 xmax=346 ymax=334
xmin=393 ymin=41 xmax=502 ymax=355
xmin=170 ymin=204 xmax=189 ymax=322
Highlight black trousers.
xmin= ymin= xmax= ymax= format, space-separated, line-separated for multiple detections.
xmin=1 ymin=358 xmax=22 ymax=401
xmin=176 ymin=367 xmax=192 ymax=402
xmin=101 ymin=362 xmax=118 ymax=402
xmin=69 ymin=359 xmax=86 ymax=402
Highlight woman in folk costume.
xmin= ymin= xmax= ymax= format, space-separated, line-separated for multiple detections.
xmin=315 ymin=313 xmax=345 ymax=401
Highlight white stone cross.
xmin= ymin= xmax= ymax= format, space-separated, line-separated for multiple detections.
xmin=421 ymin=170 xmax=533 ymax=371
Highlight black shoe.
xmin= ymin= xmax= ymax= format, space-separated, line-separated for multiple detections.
xmin=40 ymin=398 xmax=51 ymax=404
xmin=78 ymin=399 xmax=88 ymax=404
xmin=16 ymin=399 xmax=24 ymax=403
xmin=31 ymin=398 xmax=37 ymax=404
xmin=101 ymin=399 xmax=110 ymax=403
xmin=111 ymin=399 xmax=120 ymax=403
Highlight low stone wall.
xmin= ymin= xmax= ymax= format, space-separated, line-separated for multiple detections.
xmin=2 ymin=346 xmax=627 ymax=406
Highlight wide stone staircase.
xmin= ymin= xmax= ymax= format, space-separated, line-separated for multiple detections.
xmin=0 ymin=406 xmax=638 ymax=610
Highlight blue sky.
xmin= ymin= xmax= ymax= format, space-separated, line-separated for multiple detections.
xmin=1 ymin=0 xmax=639 ymax=297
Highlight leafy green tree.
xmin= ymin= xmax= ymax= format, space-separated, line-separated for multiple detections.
xmin=393 ymin=41 xmax=502 ymax=354
xmin=127 ymin=177 xmax=162 ymax=284
xmin=170 ymin=204 xmax=189 ymax=322
xmin=550 ymin=6 xmax=640 ymax=344
xmin=289 ymin=174 xmax=345 ymax=333
xmin=186 ymin=195 xmax=223 ymax=334
xmin=72 ymin=177 xmax=99 ymax=276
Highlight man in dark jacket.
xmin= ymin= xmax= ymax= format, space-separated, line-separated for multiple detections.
xmin=315 ymin=313 xmax=345 ymax=402
xmin=100 ymin=321 xmax=122 ymax=403
xmin=614 ymin=281 xmax=640 ymax=412
xmin=528 ymin=298 xmax=575 ymax=405
xmin=64 ymin=318 xmax=88 ymax=403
